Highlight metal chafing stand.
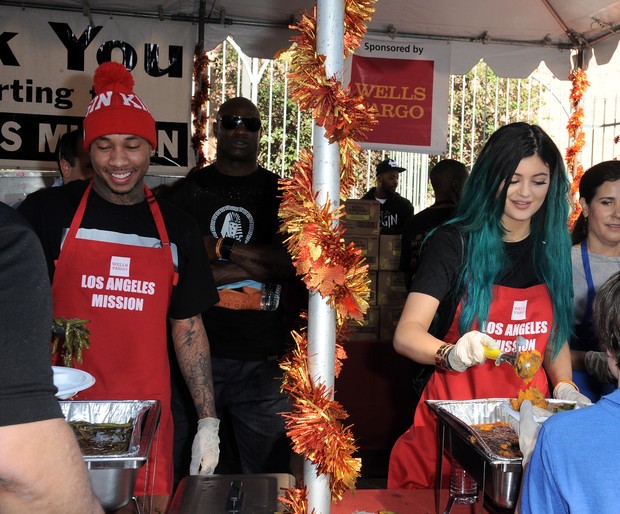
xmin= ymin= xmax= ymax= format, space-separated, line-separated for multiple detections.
xmin=426 ymin=398 xmax=523 ymax=514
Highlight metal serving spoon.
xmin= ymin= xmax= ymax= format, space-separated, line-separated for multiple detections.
xmin=484 ymin=335 xmax=542 ymax=380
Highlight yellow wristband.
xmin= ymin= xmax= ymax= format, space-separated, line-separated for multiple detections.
xmin=214 ymin=238 xmax=224 ymax=259
xmin=554 ymin=378 xmax=580 ymax=394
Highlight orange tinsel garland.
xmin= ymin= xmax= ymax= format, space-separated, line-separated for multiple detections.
xmin=566 ymin=68 xmax=589 ymax=227
xmin=191 ymin=45 xmax=210 ymax=170
xmin=278 ymin=0 xmax=378 ymax=510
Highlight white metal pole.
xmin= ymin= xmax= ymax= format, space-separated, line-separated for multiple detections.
xmin=305 ymin=0 xmax=344 ymax=513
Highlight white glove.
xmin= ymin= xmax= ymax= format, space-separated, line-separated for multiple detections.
xmin=190 ymin=417 xmax=220 ymax=475
xmin=507 ymin=400 xmax=542 ymax=467
xmin=584 ymin=351 xmax=616 ymax=384
xmin=553 ymin=381 xmax=592 ymax=407
xmin=447 ymin=330 xmax=499 ymax=372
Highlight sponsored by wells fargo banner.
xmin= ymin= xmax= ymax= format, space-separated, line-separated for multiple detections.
xmin=0 ymin=6 xmax=194 ymax=172
xmin=344 ymin=38 xmax=451 ymax=154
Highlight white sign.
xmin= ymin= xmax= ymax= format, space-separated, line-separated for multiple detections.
xmin=344 ymin=37 xmax=451 ymax=154
xmin=0 ymin=6 xmax=195 ymax=172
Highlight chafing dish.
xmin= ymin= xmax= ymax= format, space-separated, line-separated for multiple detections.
xmin=60 ymin=400 xmax=161 ymax=512
xmin=426 ymin=398 xmax=521 ymax=512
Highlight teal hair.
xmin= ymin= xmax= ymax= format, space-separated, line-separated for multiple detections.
xmin=446 ymin=123 xmax=572 ymax=360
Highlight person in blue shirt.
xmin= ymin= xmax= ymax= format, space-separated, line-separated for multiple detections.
xmin=518 ymin=269 xmax=620 ymax=514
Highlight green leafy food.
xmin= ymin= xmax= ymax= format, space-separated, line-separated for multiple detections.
xmin=70 ymin=421 xmax=134 ymax=455
xmin=52 ymin=317 xmax=92 ymax=368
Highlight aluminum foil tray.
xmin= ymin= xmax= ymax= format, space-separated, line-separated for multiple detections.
xmin=426 ymin=398 xmax=521 ymax=510
xmin=60 ymin=400 xmax=161 ymax=511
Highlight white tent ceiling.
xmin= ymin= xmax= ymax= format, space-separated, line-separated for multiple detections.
xmin=4 ymin=0 xmax=620 ymax=78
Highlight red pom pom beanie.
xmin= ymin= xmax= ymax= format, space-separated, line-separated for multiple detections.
xmin=82 ymin=62 xmax=156 ymax=152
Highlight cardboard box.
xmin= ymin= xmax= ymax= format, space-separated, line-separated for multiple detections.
xmin=379 ymin=305 xmax=403 ymax=341
xmin=367 ymin=270 xmax=377 ymax=306
xmin=376 ymin=270 xmax=408 ymax=305
xmin=344 ymin=234 xmax=379 ymax=271
xmin=342 ymin=199 xmax=380 ymax=235
xmin=348 ymin=306 xmax=380 ymax=341
xmin=379 ymin=234 xmax=401 ymax=270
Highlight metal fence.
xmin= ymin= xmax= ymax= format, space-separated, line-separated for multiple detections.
xmin=205 ymin=39 xmax=616 ymax=213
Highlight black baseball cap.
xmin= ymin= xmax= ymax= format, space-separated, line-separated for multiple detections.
xmin=376 ymin=158 xmax=406 ymax=175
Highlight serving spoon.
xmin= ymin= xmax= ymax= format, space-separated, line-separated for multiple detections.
xmin=484 ymin=335 xmax=542 ymax=381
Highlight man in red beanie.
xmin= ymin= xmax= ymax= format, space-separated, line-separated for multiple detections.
xmin=18 ymin=62 xmax=220 ymax=499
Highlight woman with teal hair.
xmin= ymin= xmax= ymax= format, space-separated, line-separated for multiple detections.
xmin=388 ymin=122 xmax=591 ymax=491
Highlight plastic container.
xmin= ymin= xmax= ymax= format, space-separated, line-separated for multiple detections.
xmin=449 ymin=461 xmax=478 ymax=504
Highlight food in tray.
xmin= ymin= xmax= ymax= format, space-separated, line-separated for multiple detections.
xmin=514 ymin=349 xmax=542 ymax=382
xmin=510 ymin=385 xmax=548 ymax=411
xmin=469 ymin=421 xmax=521 ymax=458
xmin=70 ymin=420 xmax=134 ymax=455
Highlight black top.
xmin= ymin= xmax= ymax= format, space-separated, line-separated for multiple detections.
xmin=400 ymin=205 xmax=457 ymax=287
xmin=412 ymin=224 xmax=539 ymax=337
xmin=0 ymin=203 xmax=63 ymax=426
xmin=18 ymin=180 xmax=217 ymax=320
xmin=361 ymin=187 xmax=414 ymax=235
xmin=164 ymin=164 xmax=291 ymax=360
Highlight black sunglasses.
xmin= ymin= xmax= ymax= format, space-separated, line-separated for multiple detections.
xmin=218 ymin=115 xmax=262 ymax=132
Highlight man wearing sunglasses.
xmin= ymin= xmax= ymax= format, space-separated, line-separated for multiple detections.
xmin=164 ymin=97 xmax=296 ymax=479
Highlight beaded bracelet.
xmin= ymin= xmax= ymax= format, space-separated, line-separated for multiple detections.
xmin=435 ymin=343 xmax=455 ymax=371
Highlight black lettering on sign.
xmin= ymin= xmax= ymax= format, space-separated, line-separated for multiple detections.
xmin=48 ymin=22 xmax=103 ymax=71
xmin=0 ymin=112 xmax=189 ymax=167
xmin=0 ymin=32 xmax=19 ymax=66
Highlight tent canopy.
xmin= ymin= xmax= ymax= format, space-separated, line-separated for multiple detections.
xmin=5 ymin=0 xmax=620 ymax=78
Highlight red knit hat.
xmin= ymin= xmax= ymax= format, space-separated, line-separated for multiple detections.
xmin=82 ymin=62 xmax=156 ymax=152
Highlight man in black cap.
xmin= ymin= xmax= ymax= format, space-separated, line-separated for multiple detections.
xmin=362 ymin=158 xmax=414 ymax=234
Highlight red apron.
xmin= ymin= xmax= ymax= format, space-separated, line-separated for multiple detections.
xmin=388 ymin=283 xmax=553 ymax=489
xmin=52 ymin=182 xmax=177 ymax=496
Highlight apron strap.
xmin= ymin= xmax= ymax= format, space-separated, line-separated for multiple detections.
xmin=581 ymin=241 xmax=596 ymax=320
xmin=145 ymin=185 xmax=179 ymax=286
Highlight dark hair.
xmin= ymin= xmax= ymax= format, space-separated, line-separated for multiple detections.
xmin=430 ymin=159 xmax=469 ymax=196
xmin=56 ymin=130 xmax=81 ymax=167
xmin=448 ymin=122 xmax=572 ymax=358
xmin=571 ymin=161 xmax=620 ymax=244
xmin=593 ymin=270 xmax=620 ymax=370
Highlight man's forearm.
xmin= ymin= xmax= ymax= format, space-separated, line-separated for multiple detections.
xmin=170 ymin=315 xmax=217 ymax=419
xmin=226 ymin=242 xmax=295 ymax=283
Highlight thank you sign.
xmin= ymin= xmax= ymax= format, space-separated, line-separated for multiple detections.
xmin=0 ymin=6 xmax=194 ymax=171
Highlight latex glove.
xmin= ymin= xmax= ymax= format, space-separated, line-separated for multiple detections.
xmin=584 ymin=351 xmax=616 ymax=384
xmin=190 ymin=417 xmax=220 ymax=475
xmin=553 ymin=381 xmax=592 ymax=408
xmin=507 ymin=400 xmax=542 ymax=467
xmin=447 ymin=330 xmax=499 ymax=372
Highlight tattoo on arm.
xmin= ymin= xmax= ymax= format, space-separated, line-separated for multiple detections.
xmin=170 ymin=315 xmax=217 ymax=419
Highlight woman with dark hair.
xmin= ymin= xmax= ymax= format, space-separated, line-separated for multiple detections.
xmin=388 ymin=122 xmax=591 ymax=490
xmin=569 ymin=160 xmax=620 ymax=401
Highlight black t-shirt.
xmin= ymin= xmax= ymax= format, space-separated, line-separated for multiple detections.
xmin=18 ymin=180 xmax=217 ymax=320
xmin=412 ymin=224 xmax=540 ymax=335
xmin=400 ymin=205 xmax=456 ymax=286
xmin=0 ymin=203 xmax=63 ymax=426
xmin=361 ymin=187 xmax=414 ymax=235
xmin=408 ymin=224 xmax=540 ymax=401
xmin=164 ymin=164 xmax=290 ymax=360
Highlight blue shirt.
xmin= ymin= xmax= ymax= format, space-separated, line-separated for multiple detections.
xmin=520 ymin=388 xmax=620 ymax=513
